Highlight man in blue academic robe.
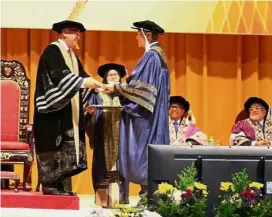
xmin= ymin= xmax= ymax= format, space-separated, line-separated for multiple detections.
xmin=105 ymin=20 xmax=170 ymax=201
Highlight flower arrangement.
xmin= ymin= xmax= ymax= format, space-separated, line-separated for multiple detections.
xmin=87 ymin=167 xmax=272 ymax=217
xmin=215 ymin=169 xmax=272 ymax=217
xmin=150 ymin=164 xmax=208 ymax=217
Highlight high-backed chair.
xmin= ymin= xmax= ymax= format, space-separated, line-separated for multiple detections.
xmin=0 ymin=60 xmax=34 ymax=191
xmin=234 ymin=109 xmax=249 ymax=124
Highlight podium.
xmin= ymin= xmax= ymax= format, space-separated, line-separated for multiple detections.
xmin=87 ymin=105 xmax=122 ymax=207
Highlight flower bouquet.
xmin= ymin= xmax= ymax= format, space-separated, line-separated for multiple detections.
xmin=150 ymin=164 xmax=208 ymax=217
xmin=215 ymin=169 xmax=272 ymax=217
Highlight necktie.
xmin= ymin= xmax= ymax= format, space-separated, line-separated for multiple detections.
xmin=173 ymin=121 xmax=179 ymax=134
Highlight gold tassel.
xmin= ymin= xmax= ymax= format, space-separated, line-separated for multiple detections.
xmin=67 ymin=0 xmax=88 ymax=50
xmin=68 ymin=0 xmax=88 ymax=21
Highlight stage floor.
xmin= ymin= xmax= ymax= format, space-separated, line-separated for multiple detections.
xmin=1 ymin=194 xmax=141 ymax=217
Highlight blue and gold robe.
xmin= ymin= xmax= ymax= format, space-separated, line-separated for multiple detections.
xmin=115 ymin=43 xmax=170 ymax=185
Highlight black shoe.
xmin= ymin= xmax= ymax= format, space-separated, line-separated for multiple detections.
xmin=59 ymin=188 xmax=77 ymax=196
xmin=68 ymin=191 xmax=77 ymax=196
xmin=42 ymin=187 xmax=70 ymax=196
xmin=57 ymin=179 xmax=76 ymax=196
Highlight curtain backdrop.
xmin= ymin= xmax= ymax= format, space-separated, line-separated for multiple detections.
xmin=1 ymin=28 xmax=272 ymax=194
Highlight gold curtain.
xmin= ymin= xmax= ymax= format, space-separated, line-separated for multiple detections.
xmin=1 ymin=28 xmax=272 ymax=194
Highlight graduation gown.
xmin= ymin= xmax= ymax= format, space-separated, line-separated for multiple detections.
xmin=115 ymin=43 xmax=170 ymax=185
xmin=169 ymin=117 xmax=208 ymax=146
xmin=230 ymin=107 xmax=272 ymax=146
xmin=34 ymin=42 xmax=92 ymax=184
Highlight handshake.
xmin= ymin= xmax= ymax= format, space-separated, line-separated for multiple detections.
xmin=84 ymin=77 xmax=116 ymax=93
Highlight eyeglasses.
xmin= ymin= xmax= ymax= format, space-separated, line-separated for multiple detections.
xmin=249 ymin=107 xmax=262 ymax=112
xmin=107 ymin=73 xmax=118 ymax=77
xmin=169 ymin=105 xmax=183 ymax=110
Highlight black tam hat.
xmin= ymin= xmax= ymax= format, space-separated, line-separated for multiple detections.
xmin=52 ymin=20 xmax=86 ymax=33
xmin=131 ymin=20 xmax=164 ymax=34
xmin=98 ymin=63 xmax=126 ymax=78
xmin=244 ymin=97 xmax=269 ymax=112
xmin=170 ymin=96 xmax=190 ymax=112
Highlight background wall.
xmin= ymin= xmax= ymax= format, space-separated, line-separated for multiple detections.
xmin=1 ymin=28 xmax=272 ymax=194
xmin=2 ymin=1 xmax=272 ymax=35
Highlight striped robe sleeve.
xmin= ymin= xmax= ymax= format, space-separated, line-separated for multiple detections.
xmin=35 ymin=45 xmax=84 ymax=113
xmin=114 ymin=51 xmax=162 ymax=116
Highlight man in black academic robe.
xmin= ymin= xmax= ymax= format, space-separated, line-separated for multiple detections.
xmin=34 ymin=20 xmax=100 ymax=196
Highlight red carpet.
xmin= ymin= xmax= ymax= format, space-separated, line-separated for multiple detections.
xmin=1 ymin=190 xmax=79 ymax=210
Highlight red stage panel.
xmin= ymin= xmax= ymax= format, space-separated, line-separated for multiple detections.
xmin=0 ymin=190 xmax=79 ymax=210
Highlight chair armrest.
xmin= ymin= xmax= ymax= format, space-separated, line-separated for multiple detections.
xmin=23 ymin=124 xmax=34 ymax=161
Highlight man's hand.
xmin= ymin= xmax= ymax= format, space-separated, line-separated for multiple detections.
xmin=86 ymin=105 xmax=95 ymax=114
xmin=263 ymin=139 xmax=272 ymax=146
xmin=256 ymin=140 xmax=270 ymax=146
xmin=103 ymin=83 xmax=115 ymax=93
xmin=84 ymin=77 xmax=101 ymax=89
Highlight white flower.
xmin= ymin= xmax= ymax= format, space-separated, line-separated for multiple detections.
xmin=142 ymin=210 xmax=162 ymax=217
xmin=173 ymin=190 xmax=182 ymax=202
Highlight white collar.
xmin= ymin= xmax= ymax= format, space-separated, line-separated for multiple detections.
xmin=251 ymin=119 xmax=265 ymax=126
xmin=58 ymin=39 xmax=69 ymax=51
xmin=171 ymin=119 xmax=181 ymax=124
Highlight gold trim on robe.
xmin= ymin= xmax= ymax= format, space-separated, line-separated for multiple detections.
xmin=51 ymin=41 xmax=80 ymax=165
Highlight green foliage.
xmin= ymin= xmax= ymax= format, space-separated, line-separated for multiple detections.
xmin=155 ymin=198 xmax=183 ymax=217
xmin=216 ymin=169 xmax=271 ymax=217
xmin=152 ymin=164 xmax=207 ymax=217
xmin=251 ymin=198 xmax=272 ymax=217
xmin=181 ymin=197 xmax=207 ymax=217
xmin=175 ymin=164 xmax=197 ymax=191
xmin=215 ymin=201 xmax=239 ymax=217
xmin=231 ymin=169 xmax=250 ymax=193
xmin=154 ymin=195 xmax=207 ymax=217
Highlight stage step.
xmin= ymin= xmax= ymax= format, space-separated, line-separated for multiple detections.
xmin=1 ymin=190 xmax=79 ymax=210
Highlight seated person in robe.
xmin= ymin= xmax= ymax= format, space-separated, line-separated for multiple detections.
xmin=230 ymin=97 xmax=272 ymax=146
xmin=169 ymin=96 xmax=208 ymax=145
xmin=85 ymin=63 xmax=129 ymax=203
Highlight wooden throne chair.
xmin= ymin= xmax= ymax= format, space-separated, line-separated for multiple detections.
xmin=0 ymin=60 xmax=34 ymax=191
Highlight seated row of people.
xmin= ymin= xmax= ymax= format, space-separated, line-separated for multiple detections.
xmin=170 ymin=95 xmax=271 ymax=146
